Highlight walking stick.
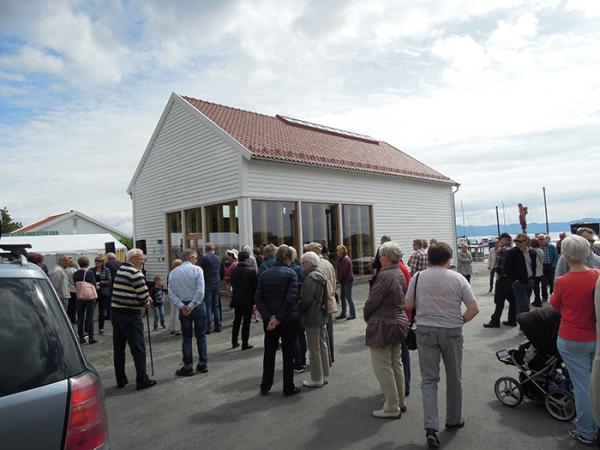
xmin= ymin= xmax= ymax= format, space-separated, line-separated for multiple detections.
xmin=145 ymin=309 xmax=155 ymax=376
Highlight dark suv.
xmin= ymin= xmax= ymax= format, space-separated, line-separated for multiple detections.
xmin=0 ymin=244 xmax=109 ymax=449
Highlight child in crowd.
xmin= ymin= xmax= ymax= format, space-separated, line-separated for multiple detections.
xmin=150 ymin=275 xmax=166 ymax=330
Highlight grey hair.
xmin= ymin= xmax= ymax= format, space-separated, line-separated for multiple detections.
xmin=289 ymin=246 xmax=298 ymax=261
xmin=380 ymin=242 xmax=403 ymax=264
xmin=181 ymin=249 xmax=198 ymax=261
xmin=241 ymin=245 xmax=252 ymax=254
xmin=301 ymin=251 xmax=320 ymax=268
xmin=276 ymin=244 xmax=293 ymax=263
xmin=515 ymin=233 xmax=530 ymax=241
xmin=127 ymin=248 xmax=144 ymax=261
xmin=106 ymin=252 xmax=117 ymax=260
xmin=264 ymin=243 xmax=277 ymax=257
xmin=561 ymin=235 xmax=591 ymax=264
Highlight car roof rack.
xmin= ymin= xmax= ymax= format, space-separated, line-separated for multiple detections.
xmin=0 ymin=244 xmax=32 ymax=265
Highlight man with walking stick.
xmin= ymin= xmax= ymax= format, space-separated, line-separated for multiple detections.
xmin=168 ymin=249 xmax=208 ymax=376
xmin=111 ymin=248 xmax=157 ymax=391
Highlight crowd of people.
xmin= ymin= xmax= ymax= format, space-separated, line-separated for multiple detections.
xmin=32 ymin=226 xmax=600 ymax=448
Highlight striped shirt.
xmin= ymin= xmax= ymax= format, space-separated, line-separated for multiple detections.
xmin=111 ymin=262 xmax=150 ymax=310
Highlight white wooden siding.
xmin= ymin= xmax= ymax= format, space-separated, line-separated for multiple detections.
xmin=246 ymin=159 xmax=456 ymax=260
xmin=132 ymin=98 xmax=241 ymax=277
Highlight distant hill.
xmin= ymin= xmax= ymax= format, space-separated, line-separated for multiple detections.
xmin=457 ymin=218 xmax=600 ymax=237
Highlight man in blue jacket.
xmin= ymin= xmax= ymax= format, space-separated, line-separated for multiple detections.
xmin=255 ymin=245 xmax=300 ymax=397
xmin=200 ymin=243 xmax=223 ymax=333
xmin=537 ymin=234 xmax=559 ymax=302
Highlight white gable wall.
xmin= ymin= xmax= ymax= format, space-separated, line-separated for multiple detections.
xmin=132 ymin=98 xmax=241 ymax=277
xmin=246 ymin=159 xmax=456 ymax=260
xmin=41 ymin=217 xmax=124 ymax=240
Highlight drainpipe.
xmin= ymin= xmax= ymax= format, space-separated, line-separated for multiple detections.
xmin=451 ymin=184 xmax=461 ymax=266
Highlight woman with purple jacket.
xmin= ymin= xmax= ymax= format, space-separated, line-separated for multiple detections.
xmin=336 ymin=245 xmax=355 ymax=320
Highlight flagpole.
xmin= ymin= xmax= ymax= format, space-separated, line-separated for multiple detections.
xmin=543 ymin=187 xmax=549 ymax=235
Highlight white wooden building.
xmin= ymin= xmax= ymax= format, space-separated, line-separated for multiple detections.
xmin=128 ymin=93 xmax=458 ymax=277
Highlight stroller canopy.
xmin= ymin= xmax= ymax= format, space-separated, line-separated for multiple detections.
xmin=517 ymin=306 xmax=561 ymax=357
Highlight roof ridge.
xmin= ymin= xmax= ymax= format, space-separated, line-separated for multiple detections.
xmin=182 ymin=95 xmax=276 ymax=121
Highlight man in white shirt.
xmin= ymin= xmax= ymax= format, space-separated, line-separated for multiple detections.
xmin=49 ymin=255 xmax=71 ymax=309
xmin=168 ymin=249 xmax=207 ymax=376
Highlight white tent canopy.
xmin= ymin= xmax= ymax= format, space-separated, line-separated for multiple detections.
xmin=0 ymin=234 xmax=126 ymax=255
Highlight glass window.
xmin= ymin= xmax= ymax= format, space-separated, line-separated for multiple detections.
xmin=301 ymin=202 xmax=339 ymax=261
xmin=0 ymin=278 xmax=85 ymax=397
xmin=184 ymin=208 xmax=203 ymax=253
xmin=252 ymin=200 xmax=297 ymax=248
xmin=205 ymin=201 xmax=239 ymax=257
xmin=342 ymin=204 xmax=374 ymax=275
xmin=166 ymin=211 xmax=183 ymax=265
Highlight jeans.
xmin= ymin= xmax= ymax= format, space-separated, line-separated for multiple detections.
xmin=417 ymin=326 xmax=463 ymax=431
xmin=557 ymin=337 xmax=596 ymax=440
xmin=401 ymin=342 xmax=411 ymax=395
xmin=204 ymin=283 xmax=221 ymax=331
xmin=232 ymin=305 xmax=252 ymax=346
xmin=111 ymin=308 xmax=148 ymax=386
xmin=512 ymin=280 xmax=533 ymax=316
xmin=153 ymin=304 xmax=165 ymax=328
xmin=294 ymin=327 xmax=307 ymax=369
xmin=306 ymin=325 xmax=329 ymax=381
xmin=339 ymin=282 xmax=356 ymax=317
xmin=179 ymin=304 xmax=208 ymax=366
xmin=97 ymin=293 xmax=111 ymax=331
xmin=77 ymin=300 xmax=96 ymax=340
xmin=371 ymin=344 xmax=405 ymax=412
xmin=490 ymin=277 xmax=516 ymax=324
xmin=67 ymin=292 xmax=77 ymax=323
xmin=261 ymin=320 xmax=299 ymax=394
xmin=541 ymin=264 xmax=555 ymax=299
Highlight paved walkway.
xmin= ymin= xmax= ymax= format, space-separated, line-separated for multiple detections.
xmin=84 ymin=262 xmax=577 ymax=449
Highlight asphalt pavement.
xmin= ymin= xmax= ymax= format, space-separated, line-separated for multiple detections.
xmin=83 ymin=262 xmax=582 ymax=450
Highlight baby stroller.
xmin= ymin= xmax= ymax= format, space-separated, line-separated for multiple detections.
xmin=493 ymin=307 xmax=576 ymax=421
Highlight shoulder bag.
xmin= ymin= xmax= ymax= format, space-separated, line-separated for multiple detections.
xmin=75 ymin=269 xmax=98 ymax=301
xmin=405 ymin=272 xmax=420 ymax=351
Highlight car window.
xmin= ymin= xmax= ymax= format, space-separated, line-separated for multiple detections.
xmin=0 ymin=278 xmax=86 ymax=397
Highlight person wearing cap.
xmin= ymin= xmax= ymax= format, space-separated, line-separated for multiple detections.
xmin=556 ymin=228 xmax=600 ymax=277
xmin=536 ymin=234 xmax=559 ymax=302
xmin=484 ymin=233 xmax=517 ymax=328
xmin=503 ymin=233 xmax=537 ymax=317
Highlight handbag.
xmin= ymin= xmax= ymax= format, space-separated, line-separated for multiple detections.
xmin=75 ymin=269 xmax=98 ymax=301
xmin=405 ymin=273 xmax=420 ymax=351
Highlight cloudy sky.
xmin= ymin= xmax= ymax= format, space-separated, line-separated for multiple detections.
xmin=1 ymin=0 xmax=599 ymax=234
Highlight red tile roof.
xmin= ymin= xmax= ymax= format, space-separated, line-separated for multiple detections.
xmin=183 ymin=96 xmax=454 ymax=183
xmin=14 ymin=212 xmax=68 ymax=234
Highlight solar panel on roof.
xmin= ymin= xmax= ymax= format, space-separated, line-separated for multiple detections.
xmin=276 ymin=115 xmax=378 ymax=143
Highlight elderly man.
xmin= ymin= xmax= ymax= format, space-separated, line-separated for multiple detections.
xmin=105 ymin=252 xmax=121 ymax=289
xmin=169 ymin=249 xmax=207 ymax=376
xmin=556 ymin=227 xmax=600 ymax=276
xmin=372 ymin=235 xmax=391 ymax=272
xmin=258 ymin=244 xmax=277 ymax=274
xmin=299 ymin=251 xmax=330 ymax=388
xmin=49 ymin=254 xmax=71 ymax=309
xmin=255 ymin=245 xmax=300 ymax=396
xmin=536 ymin=234 xmax=559 ymax=302
xmin=484 ymin=233 xmax=517 ymax=328
xmin=199 ymin=243 xmax=222 ymax=333
xmin=504 ymin=233 xmax=537 ymax=316
xmin=111 ymin=248 xmax=156 ymax=391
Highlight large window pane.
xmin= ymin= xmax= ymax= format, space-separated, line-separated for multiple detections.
xmin=342 ymin=204 xmax=373 ymax=275
xmin=167 ymin=211 xmax=183 ymax=265
xmin=184 ymin=207 xmax=203 ymax=253
xmin=205 ymin=201 xmax=239 ymax=257
xmin=252 ymin=200 xmax=297 ymax=248
xmin=301 ymin=202 xmax=339 ymax=261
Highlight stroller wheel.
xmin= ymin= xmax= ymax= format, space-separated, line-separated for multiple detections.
xmin=545 ymin=389 xmax=576 ymax=421
xmin=494 ymin=377 xmax=523 ymax=407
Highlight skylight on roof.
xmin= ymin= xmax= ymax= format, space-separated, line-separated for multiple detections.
xmin=276 ymin=115 xmax=378 ymax=143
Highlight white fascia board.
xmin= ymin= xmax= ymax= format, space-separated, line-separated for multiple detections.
xmin=172 ymin=93 xmax=253 ymax=160
xmin=126 ymin=93 xmax=177 ymax=194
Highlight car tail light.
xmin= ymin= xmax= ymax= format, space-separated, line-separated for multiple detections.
xmin=65 ymin=372 xmax=109 ymax=450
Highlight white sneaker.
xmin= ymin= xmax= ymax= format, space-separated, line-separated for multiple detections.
xmin=372 ymin=409 xmax=401 ymax=419
xmin=302 ymin=379 xmax=324 ymax=388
